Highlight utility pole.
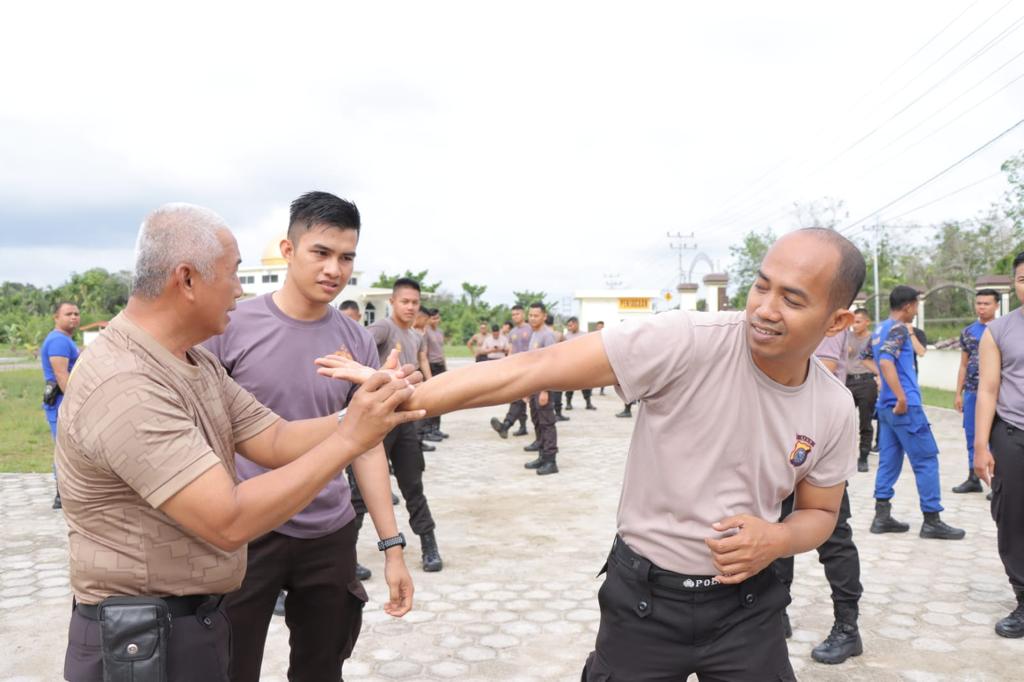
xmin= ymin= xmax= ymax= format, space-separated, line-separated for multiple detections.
xmin=872 ymin=221 xmax=881 ymax=324
xmin=667 ymin=231 xmax=696 ymax=285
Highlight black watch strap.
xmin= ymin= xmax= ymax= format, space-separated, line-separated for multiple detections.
xmin=377 ymin=532 xmax=406 ymax=551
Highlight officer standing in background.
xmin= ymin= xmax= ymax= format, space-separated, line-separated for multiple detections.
xmin=546 ymin=313 xmax=569 ymax=422
xmin=563 ymin=316 xmax=596 ymax=411
xmin=522 ymin=303 xmax=559 ymax=475
xmin=339 ymin=299 xmax=362 ymax=323
xmin=40 ymin=300 xmax=80 ymax=509
xmin=777 ymin=326 xmax=864 ymax=665
xmin=845 ymin=308 xmax=878 ymax=473
xmin=490 ymin=304 xmax=531 ymax=438
xmin=866 ymin=285 xmax=964 ymax=540
xmin=952 ymin=289 xmax=999 ymax=494
xmin=974 ymin=252 xmax=1024 ymax=638
xmin=424 ymin=308 xmax=449 ymax=440
xmin=362 ymin=278 xmax=443 ymax=572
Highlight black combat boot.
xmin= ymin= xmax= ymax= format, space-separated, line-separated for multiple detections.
xmin=857 ymin=453 xmax=869 ymax=473
xmin=513 ymin=420 xmax=529 ymax=436
xmin=951 ymin=470 xmax=983 ymax=493
xmin=565 ymin=395 xmax=573 ymax=410
xmin=524 ymin=440 xmax=540 ymax=452
xmin=995 ymin=591 xmax=1024 ymax=638
xmin=811 ymin=603 xmax=863 ymax=664
xmin=870 ymin=499 xmax=910 ymax=534
xmin=524 ymin=457 xmax=544 ymax=469
xmin=615 ymin=406 xmax=632 ymax=418
xmin=490 ymin=417 xmax=510 ymax=439
xmin=585 ymin=397 xmax=596 ymax=410
xmin=536 ymin=459 xmax=559 ymax=476
xmin=420 ymin=531 xmax=443 ymax=572
xmin=433 ymin=427 xmax=449 ymax=439
xmin=555 ymin=406 xmax=570 ymax=422
xmin=920 ymin=512 xmax=965 ymax=540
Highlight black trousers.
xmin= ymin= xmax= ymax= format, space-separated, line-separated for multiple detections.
xmin=846 ymin=374 xmax=878 ymax=457
xmin=224 ymin=522 xmax=365 ymax=682
xmin=583 ymin=537 xmax=794 ymax=681
xmin=427 ymin=361 xmax=447 ymax=432
xmin=351 ymin=421 xmax=436 ymax=535
xmin=991 ymin=416 xmax=1024 ymax=592
xmin=774 ymin=485 xmax=862 ymax=611
xmin=64 ymin=598 xmax=231 ymax=681
xmin=504 ymin=399 xmax=528 ymax=429
xmin=529 ymin=393 xmax=558 ymax=459
xmin=552 ymin=390 xmax=563 ymax=411
xmin=566 ymin=389 xmax=592 ymax=405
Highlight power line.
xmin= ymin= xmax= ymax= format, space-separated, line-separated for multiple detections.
xmin=884 ymin=171 xmax=1004 ymax=222
xmin=841 ymin=115 xmax=1024 ymax=234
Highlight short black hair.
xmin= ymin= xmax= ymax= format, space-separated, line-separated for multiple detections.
xmin=976 ymin=288 xmax=1000 ymax=303
xmin=853 ymin=307 xmax=869 ymax=317
xmin=528 ymin=301 xmax=546 ymax=313
xmin=596 ymin=320 xmax=604 ymax=325
xmin=53 ymin=301 xmax=77 ymax=315
xmin=491 ymin=324 xmax=500 ymax=332
xmin=511 ymin=304 xmax=524 ymax=312
xmin=567 ymin=316 xmax=579 ymax=324
xmin=889 ymin=285 xmax=920 ymax=311
xmin=427 ymin=308 xmax=440 ymax=316
xmin=1014 ymin=251 xmax=1024 ymax=273
xmin=339 ymin=299 xmax=359 ymax=311
xmin=288 ymin=191 xmax=360 ymax=244
xmin=393 ymin=277 xmax=420 ymax=293
xmin=545 ymin=314 xmax=554 ymax=326
xmin=797 ymin=228 xmax=866 ymax=310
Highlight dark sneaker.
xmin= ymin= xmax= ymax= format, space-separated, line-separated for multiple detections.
xmin=274 ymin=591 xmax=287 ymax=616
xmin=536 ymin=461 xmax=559 ymax=476
xmin=356 ymin=563 xmax=372 ymax=581
xmin=811 ymin=622 xmax=863 ymax=664
xmin=920 ymin=515 xmax=966 ymax=540
xmin=490 ymin=417 xmax=509 ymax=439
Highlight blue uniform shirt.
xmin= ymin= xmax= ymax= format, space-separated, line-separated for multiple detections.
xmin=871 ymin=319 xmax=921 ymax=409
xmin=40 ymin=330 xmax=79 ymax=412
xmin=958 ymin=320 xmax=987 ymax=393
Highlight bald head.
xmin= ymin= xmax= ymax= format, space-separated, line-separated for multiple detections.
xmin=132 ymin=203 xmax=229 ymax=299
xmin=787 ymin=228 xmax=865 ymax=311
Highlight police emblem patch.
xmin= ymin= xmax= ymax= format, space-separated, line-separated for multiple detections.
xmin=788 ymin=434 xmax=815 ymax=467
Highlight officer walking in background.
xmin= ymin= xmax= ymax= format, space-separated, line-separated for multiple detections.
xmin=563 ymin=316 xmax=596 ymax=411
xmin=490 ymin=304 xmax=531 ymax=438
xmin=845 ymin=308 xmax=878 ymax=473
xmin=952 ymin=289 xmax=999 ymax=494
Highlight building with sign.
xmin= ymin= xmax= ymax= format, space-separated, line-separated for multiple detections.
xmin=573 ymin=289 xmax=660 ymax=331
xmin=237 ymin=235 xmax=393 ymax=325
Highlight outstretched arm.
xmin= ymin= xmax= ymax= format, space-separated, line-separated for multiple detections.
xmin=317 ymin=332 xmax=617 ymax=417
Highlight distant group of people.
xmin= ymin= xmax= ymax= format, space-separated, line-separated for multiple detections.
xmin=38 ymin=187 xmax=1024 ymax=682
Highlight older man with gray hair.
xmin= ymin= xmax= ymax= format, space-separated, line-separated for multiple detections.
xmin=56 ymin=204 xmax=422 ymax=682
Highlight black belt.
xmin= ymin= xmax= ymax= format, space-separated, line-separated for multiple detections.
xmin=611 ymin=536 xmax=724 ymax=591
xmin=75 ymin=594 xmax=221 ymax=621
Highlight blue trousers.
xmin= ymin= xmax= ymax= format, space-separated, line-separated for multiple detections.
xmin=962 ymin=390 xmax=977 ymax=468
xmin=874 ymin=405 xmax=943 ymax=513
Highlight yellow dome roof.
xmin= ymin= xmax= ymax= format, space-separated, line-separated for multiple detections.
xmin=260 ymin=235 xmax=287 ymax=266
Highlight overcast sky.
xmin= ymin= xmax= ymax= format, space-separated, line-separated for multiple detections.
xmin=2 ymin=1 xmax=1023 ymax=308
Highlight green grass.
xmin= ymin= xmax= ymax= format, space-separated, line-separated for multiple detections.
xmin=444 ymin=344 xmax=472 ymax=358
xmin=921 ymin=386 xmax=957 ymax=411
xmin=0 ymin=369 xmax=55 ymax=473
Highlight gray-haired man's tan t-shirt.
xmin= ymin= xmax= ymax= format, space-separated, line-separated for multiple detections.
xmin=602 ymin=310 xmax=857 ymax=576
xmin=55 ymin=313 xmax=279 ymax=604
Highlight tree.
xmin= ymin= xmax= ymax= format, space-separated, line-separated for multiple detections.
xmin=460 ymin=282 xmax=487 ymax=307
xmin=371 ymin=269 xmax=442 ymax=293
xmin=791 ymin=197 xmax=848 ymax=230
xmin=727 ymin=228 xmax=775 ymax=308
xmin=512 ymin=289 xmax=557 ymax=311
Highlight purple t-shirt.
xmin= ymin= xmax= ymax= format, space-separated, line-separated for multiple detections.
xmin=814 ymin=330 xmax=849 ymax=383
xmin=203 ymin=294 xmax=379 ymax=539
xmin=508 ymin=323 xmax=532 ymax=354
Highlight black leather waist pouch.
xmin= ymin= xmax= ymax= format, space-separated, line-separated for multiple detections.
xmin=99 ymin=596 xmax=171 ymax=682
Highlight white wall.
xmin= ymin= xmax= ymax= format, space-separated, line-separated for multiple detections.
xmin=917 ymin=348 xmax=961 ymax=392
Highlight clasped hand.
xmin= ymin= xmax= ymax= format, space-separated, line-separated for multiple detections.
xmin=704 ymin=515 xmax=788 ymax=584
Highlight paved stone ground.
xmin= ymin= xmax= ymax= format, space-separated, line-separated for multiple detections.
xmin=2 ymin=386 xmax=1022 ymax=681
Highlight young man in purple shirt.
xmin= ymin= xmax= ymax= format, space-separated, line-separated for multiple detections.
xmin=204 ymin=192 xmax=413 ymax=682
xmin=522 ymin=302 xmax=559 ymax=475
xmin=974 ymin=252 xmax=1024 ymax=638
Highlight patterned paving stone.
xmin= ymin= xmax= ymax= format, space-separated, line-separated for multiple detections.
xmin=3 ymin=397 xmax=1024 ymax=680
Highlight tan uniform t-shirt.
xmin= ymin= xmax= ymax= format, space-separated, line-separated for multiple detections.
xmin=55 ymin=313 xmax=279 ymax=604
xmin=602 ymin=310 xmax=856 ymax=575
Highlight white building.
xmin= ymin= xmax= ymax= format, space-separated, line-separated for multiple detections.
xmin=573 ymin=289 xmax=660 ymax=331
xmin=238 ymin=236 xmax=393 ymax=325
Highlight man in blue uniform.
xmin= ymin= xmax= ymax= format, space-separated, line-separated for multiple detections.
xmin=40 ymin=301 xmax=80 ymax=509
xmin=867 ymin=285 xmax=964 ymax=540
xmin=952 ymin=289 xmax=999 ymax=493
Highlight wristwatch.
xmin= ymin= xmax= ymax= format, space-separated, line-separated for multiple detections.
xmin=377 ymin=532 xmax=407 ymax=551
